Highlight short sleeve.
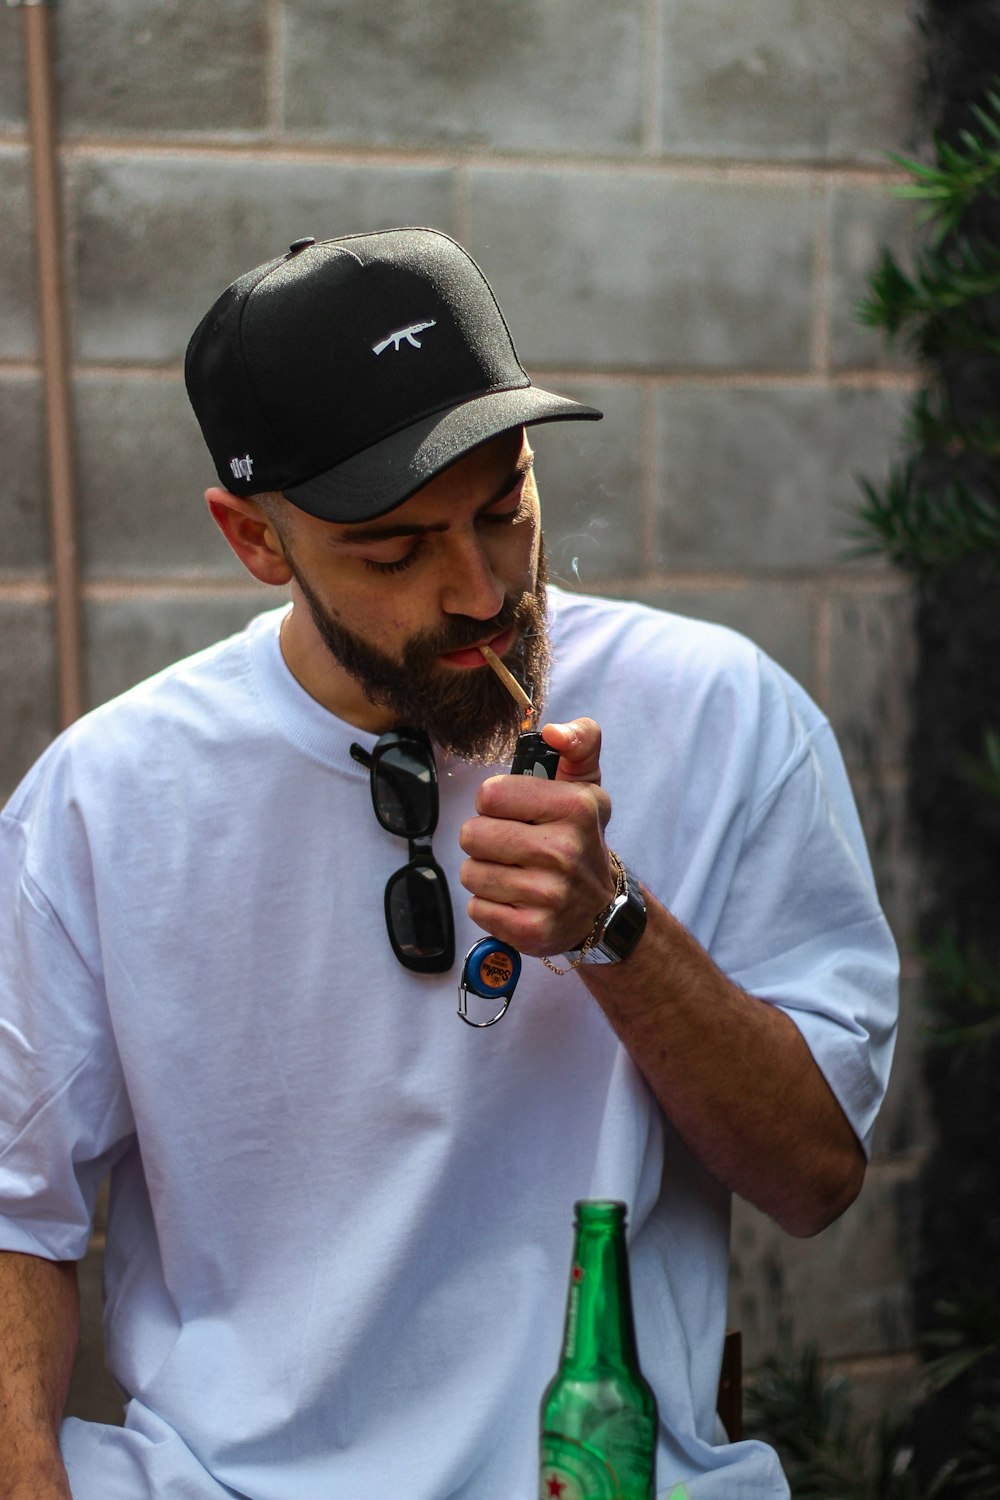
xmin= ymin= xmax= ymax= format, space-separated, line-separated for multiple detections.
xmin=0 ymin=810 xmax=135 ymax=1261
xmin=710 ymin=702 xmax=898 ymax=1156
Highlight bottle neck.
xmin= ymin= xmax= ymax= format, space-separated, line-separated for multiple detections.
xmin=559 ymin=1206 xmax=640 ymax=1374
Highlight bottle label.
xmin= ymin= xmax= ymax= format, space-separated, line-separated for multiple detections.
xmin=540 ymin=1428 xmax=654 ymax=1500
xmin=540 ymin=1433 xmax=621 ymax=1499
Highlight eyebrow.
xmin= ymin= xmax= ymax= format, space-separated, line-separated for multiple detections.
xmin=336 ymin=454 xmax=534 ymax=546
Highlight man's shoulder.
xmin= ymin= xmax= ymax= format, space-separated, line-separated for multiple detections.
xmin=546 ymin=586 xmax=827 ymax=765
xmin=5 ymin=608 xmax=283 ymax=819
xmin=548 ymin=586 xmax=764 ymax=687
xmin=85 ymin=606 xmax=277 ymax=725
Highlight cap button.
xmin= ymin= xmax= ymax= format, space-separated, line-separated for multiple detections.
xmin=287 ymin=237 xmax=316 ymax=256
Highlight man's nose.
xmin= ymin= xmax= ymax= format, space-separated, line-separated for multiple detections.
xmin=440 ymin=536 xmax=505 ymax=619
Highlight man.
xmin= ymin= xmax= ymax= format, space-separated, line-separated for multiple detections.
xmin=0 ymin=228 xmax=898 ymax=1499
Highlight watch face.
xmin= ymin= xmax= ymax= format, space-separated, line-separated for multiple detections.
xmin=562 ymin=864 xmax=647 ymax=966
xmin=599 ymin=874 xmax=646 ymax=961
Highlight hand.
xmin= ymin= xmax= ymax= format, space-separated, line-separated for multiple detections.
xmin=458 ymin=718 xmax=616 ymax=956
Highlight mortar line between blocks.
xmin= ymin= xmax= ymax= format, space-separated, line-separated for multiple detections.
xmin=811 ymin=182 xmax=833 ymax=374
xmin=815 ymin=590 xmax=833 ymax=715
xmin=533 ymin=369 xmax=921 ymax=392
xmin=58 ymin=139 xmax=909 ymax=187
xmin=453 ymin=163 xmax=471 ymax=247
xmin=62 ymin=363 xmax=921 ymax=390
xmin=640 ymin=381 xmax=660 ymax=562
xmin=82 ymin=579 xmax=281 ymax=601
xmin=266 ymin=0 xmax=284 ymax=139
xmin=0 ymin=578 xmax=52 ymax=603
xmin=642 ymin=0 xmax=663 ymax=156
xmin=0 ymin=579 xmax=280 ymax=603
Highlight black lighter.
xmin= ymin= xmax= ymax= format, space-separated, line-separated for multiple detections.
xmin=509 ymin=729 xmax=561 ymax=780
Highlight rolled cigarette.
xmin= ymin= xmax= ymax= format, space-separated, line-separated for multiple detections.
xmin=478 ymin=643 xmax=534 ymax=716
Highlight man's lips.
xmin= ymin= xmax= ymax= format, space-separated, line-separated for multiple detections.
xmin=439 ymin=626 xmax=516 ymax=669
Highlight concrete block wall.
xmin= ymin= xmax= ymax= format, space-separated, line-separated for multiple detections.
xmin=0 ymin=0 xmax=926 ymax=1436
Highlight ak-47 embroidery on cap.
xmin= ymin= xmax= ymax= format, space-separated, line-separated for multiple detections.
xmin=372 ymin=320 xmax=437 ymax=356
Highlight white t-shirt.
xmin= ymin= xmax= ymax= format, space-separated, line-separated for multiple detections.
xmin=0 ymin=588 xmax=898 ymax=1499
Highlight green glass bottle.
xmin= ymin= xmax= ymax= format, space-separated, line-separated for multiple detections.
xmin=540 ymin=1200 xmax=658 ymax=1500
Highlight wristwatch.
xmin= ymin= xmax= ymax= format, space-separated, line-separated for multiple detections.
xmin=563 ymin=863 xmax=647 ymax=966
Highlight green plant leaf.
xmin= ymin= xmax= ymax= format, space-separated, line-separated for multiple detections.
xmin=849 ymin=460 xmax=1000 ymax=575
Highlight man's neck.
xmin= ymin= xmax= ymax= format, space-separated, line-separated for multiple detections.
xmin=278 ymin=603 xmax=394 ymax=732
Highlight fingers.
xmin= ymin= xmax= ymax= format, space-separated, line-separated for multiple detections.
xmin=472 ymin=773 xmax=611 ymax=830
xmin=460 ymin=867 xmax=604 ymax=958
xmin=473 ymin=719 xmax=607 ymax=824
xmin=463 ymin=896 xmax=568 ymax=958
xmin=541 ymin=717 xmax=603 ymax=786
xmin=458 ymin=818 xmax=594 ymax=892
xmin=459 ymin=814 xmax=614 ymax=951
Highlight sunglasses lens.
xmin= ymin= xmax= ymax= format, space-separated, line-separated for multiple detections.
xmin=374 ymin=743 xmax=436 ymax=836
xmin=386 ymin=862 xmax=454 ymax=970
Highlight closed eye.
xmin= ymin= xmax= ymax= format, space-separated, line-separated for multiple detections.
xmin=481 ymin=502 xmax=522 ymax=525
xmin=363 ymin=541 xmax=427 ymax=575
xmin=479 ymin=474 xmax=533 ymax=527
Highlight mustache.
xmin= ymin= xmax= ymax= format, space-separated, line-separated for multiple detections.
xmin=405 ymin=595 xmax=529 ymax=660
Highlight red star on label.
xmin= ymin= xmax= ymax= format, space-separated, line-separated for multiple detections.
xmin=571 ymin=1265 xmax=584 ymax=1283
xmin=546 ymin=1477 xmax=567 ymax=1497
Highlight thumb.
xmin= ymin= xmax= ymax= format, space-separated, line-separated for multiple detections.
xmin=541 ymin=717 xmax=602 ymax=785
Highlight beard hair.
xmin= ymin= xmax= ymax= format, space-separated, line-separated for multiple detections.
xmin=284 ymin=540 xmax=552 ymax=764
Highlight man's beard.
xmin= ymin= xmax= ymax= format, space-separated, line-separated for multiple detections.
xmin=286 ymin=543 xmax=552 ymax=764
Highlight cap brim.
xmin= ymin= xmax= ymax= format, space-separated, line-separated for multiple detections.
xmin=282 ymin=385 xmax=602 ymax=522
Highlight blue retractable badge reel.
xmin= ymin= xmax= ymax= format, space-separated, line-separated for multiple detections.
xmin=456 ymin=728 xmax=560 ymax=1028
xmin=458 ymin=938 xmax=522 ymax=1028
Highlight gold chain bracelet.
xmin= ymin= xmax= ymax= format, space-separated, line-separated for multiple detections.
xmin=540 ymin=850 xmax=627 ymax=976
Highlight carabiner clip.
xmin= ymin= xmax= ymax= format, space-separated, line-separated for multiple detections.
xmin=458 ymin=938 xmax=522 ymax=1027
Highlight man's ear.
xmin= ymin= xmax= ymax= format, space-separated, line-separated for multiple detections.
xmin=205 ymin=488 xmax=293 ymax=586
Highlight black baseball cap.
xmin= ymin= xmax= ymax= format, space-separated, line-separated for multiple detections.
xmin=184 ymin=227 xmax=602 ymax=523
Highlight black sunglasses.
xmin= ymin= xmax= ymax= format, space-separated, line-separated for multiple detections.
xmin=350 ymin=728 xmax=456 ymax=974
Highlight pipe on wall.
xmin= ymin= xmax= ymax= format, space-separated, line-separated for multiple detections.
xmin=20 ymin=0 xmax=85 ymax=728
